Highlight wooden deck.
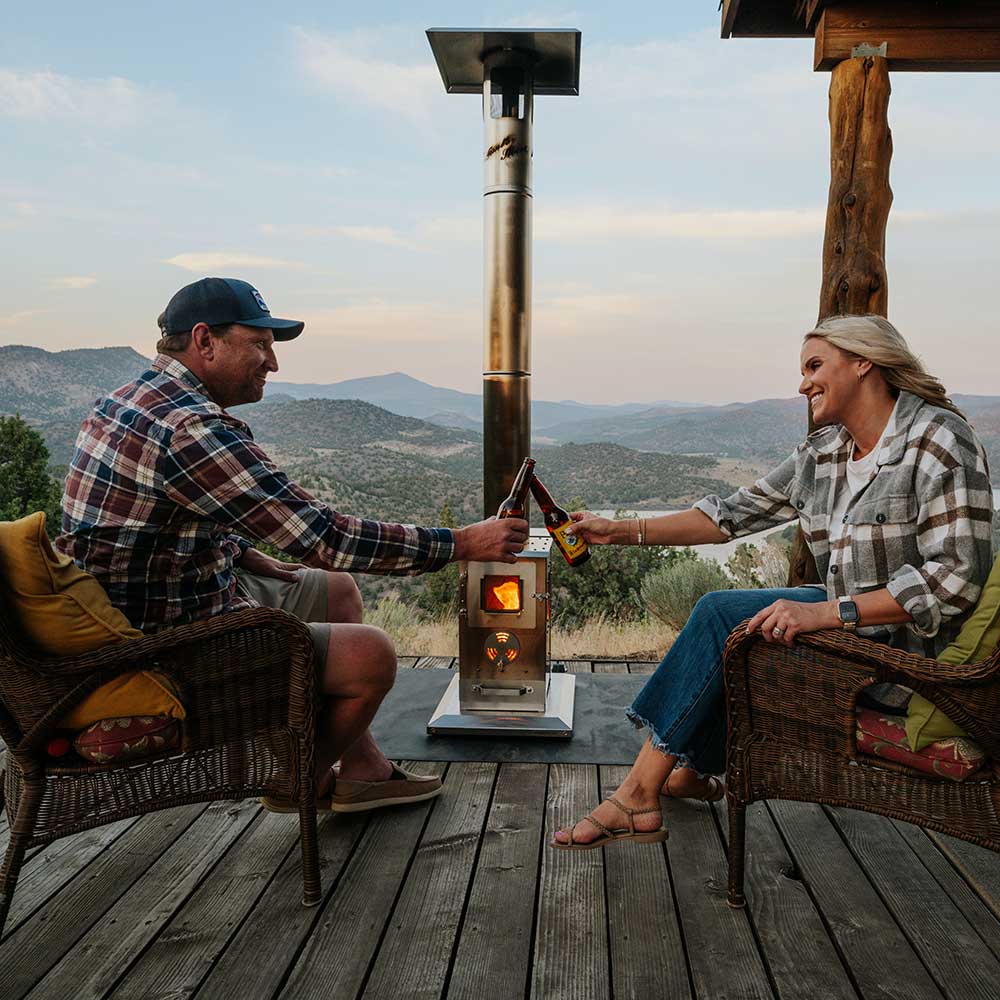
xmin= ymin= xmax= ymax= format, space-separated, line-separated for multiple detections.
xmin=4 ymin=657 xmax=1000 ymax=1000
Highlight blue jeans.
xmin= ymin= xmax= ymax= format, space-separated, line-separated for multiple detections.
xmin=628 ymin=587 xmax=829 ymax=776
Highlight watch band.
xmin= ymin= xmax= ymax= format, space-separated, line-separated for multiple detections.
xmin=838 ymin=597 xmax=859 ymax=631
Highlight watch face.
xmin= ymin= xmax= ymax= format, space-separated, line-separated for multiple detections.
xmin=839 ymin=600 xmax=860 ymax=624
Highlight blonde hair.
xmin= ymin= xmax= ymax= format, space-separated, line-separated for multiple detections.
xmin=805 ymin=314 xmax=964 ymax=418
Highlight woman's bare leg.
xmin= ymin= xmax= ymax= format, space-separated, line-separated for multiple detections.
xmin=663 ymin=766 xmax=719 ymax=799
xmin=552 ymin=738 xmax=676 ymax=845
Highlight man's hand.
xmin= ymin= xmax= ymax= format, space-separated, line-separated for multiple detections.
xmin=452 ymin=517 xmax=529 ymax=564
xmin=239 ymin=547 xmax=305 ymax=582
xmin=746 ymin=598 xmax=839 ymax=646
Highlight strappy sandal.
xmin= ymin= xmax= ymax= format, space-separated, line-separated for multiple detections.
xmin=661 ymin=773 xmax=726 ymax=803
xmin=550 ymin=795 xmax=669 ymax=851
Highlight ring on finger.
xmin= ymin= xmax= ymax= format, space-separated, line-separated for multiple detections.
xmin=773 ymin=626 xmax=784 ymax=636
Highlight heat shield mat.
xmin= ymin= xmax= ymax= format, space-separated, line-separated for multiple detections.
xmin=369 ymin=667 xmax=648 ymax=765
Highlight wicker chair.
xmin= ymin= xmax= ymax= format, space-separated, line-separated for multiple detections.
xmin=722 ymin=624 xmax=1000 ymax=908
xmin=0 ymin=603 xmax=320 ymax=940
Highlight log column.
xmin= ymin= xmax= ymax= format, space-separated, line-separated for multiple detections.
xmin=788 ymin=54 xmax=893 ymax=586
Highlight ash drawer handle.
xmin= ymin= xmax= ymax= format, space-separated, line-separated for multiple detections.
xmin=472 ymin=684 xmax=534 ymax=696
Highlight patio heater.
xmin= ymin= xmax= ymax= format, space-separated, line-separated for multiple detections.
xmin=425 ymin=28 xmax=581 ymax=738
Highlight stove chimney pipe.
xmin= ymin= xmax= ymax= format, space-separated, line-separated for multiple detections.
xmin=482 ymin=49 xmax=533 ymax=517
xmin=426 ymin=29 xmax=581 ymax=516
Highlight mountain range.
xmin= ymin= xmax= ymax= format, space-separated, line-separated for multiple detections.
xmin=1 ymin=346 xmax=997 ymax=504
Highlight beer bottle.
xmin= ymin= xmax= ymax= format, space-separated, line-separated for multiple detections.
xmin=496 ymin=457 xmax=535 ymax=519
xmin=529 ymin=475 xmax=591 ymax=566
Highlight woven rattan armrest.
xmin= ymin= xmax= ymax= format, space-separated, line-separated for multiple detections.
xmin=724 ymin=622 xmax=1000 ymax=760
xmin=2 ymin=608 xmax=316 ymax=753
xmin=16 ymin=607 xmax=310 ymax=678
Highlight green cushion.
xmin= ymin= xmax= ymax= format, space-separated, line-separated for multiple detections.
xmin=906 ymin=551 xmax=1000 ymax=752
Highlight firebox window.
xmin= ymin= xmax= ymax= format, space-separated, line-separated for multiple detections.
xmin=481 ymin=575 xmax=523 ymax=613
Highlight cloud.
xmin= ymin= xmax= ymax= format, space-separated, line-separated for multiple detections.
xmin=291 ymin=26 xmax=440 ymax=123
xmin=259 ymin=222 xmax=415 ymax=249
xmin=422 ymin=205 xmax=826 ymax=244
xmin=49 ymin=276 xmax=97 ymax=289
xmin=0 ymin=69 xmax=165 ymax=127
xmin=163 ymin=252 xmax=307 ymax=272
xmin=0 ymin=308 xmax=48 ymax=328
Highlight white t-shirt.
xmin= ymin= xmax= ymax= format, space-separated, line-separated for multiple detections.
xmin=828 ymin=446 xmax=880 ymax=546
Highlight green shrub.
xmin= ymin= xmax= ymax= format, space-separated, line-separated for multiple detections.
xmin=725 ymin=540 xmax=790 ymax=590
xmin=642 ymin=556 xmax=732 ymax=629
xmin=364 ymin=594 xmax=421 ymax=634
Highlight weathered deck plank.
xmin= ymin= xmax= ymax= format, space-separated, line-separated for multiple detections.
xmin=927 ymin=830 xmax=1000 ymax=922
xmin=106 ymin=810 xmax=311 ymax=1000
xmin=532 ymin=763 xmax=610 ymax=1000
xmin=602 ymin=764 xmax=692 ymax=1000
xmin=891 ymin=820 xmax=1000 ymax=963
xmin=0 ymin=804 xmax=208 ymax=1000
xmin=22 ymin=799 xmax=260 ymax=1000
xmin=665 ymin=796 xmax=775 ymax=1000
xmin=192 ymin=810 xmax=369 ymax=1000
xmin=827 ymin=806 xmax=1000 ymax=1000
xmin=277 ymin=761 xmax=446 ymax=1000
xmin=364 ymin=761 xmax=497 ymax=1000
xmin=770 ymin=800 xmax=945 ymax=1000
xmin=5 ymin=816 xmax=136 ymax=933
xmin=446 ymin=763 xmax=547 ymax=1000
xmin=415 ymin=656 xmax=455 ymax=670
xmin=714 ymin=799 xmax=856 ymax=999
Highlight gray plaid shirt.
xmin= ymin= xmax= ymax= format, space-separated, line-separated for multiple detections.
xmin=695 ymin=391 xmax=995 ymax=657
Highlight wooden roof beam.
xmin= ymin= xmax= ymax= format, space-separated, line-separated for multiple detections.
xmin=721 ymin=0 xmax=811 ymax=39
xmin=816 ymin=3 xmax=1000 ymax=72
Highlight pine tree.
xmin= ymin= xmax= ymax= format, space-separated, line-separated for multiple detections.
xmin=0 ymin=414 xmax=63 ymax=535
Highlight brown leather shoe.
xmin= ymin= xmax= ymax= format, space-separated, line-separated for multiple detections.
xmin=329 ymin=764 xmax=443 ymax=813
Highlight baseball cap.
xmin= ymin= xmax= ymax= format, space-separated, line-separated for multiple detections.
xmin=162 ymin=277 xmax=304 ymax=341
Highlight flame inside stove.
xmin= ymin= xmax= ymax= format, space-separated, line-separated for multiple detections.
xmin=490 ymin=580 xmax=521 ymax=611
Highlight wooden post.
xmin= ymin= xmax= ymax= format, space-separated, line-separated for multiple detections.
xmin=819 ymin=55 xmax=892 ymax=320
xmin=788 ymin=54 xmax=893 ymax=587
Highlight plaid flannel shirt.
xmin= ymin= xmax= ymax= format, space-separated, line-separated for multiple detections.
xmin=56 ymin=355 xmax=454 ymax=631
xmin=694 ymin=391 xmax=995 ymax=657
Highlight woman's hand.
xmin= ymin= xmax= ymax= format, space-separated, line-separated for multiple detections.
xmin=746 ymin=598 xmax=838 ymax=646
xmin=568 ymin=511 xmax=620 ymax=546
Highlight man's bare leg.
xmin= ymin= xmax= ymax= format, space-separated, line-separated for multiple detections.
xmin=312 ymin=621 xmax=396 ymax=797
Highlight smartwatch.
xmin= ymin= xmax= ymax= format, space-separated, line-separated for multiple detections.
xmin=837 ymin=597 xmax=860 ymax=631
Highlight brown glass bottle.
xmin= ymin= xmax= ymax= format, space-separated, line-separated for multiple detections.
xmin=529 ymin=475 xmax=591 ymax=566
xmin=496 ymin=457 xmax=535 ymax=519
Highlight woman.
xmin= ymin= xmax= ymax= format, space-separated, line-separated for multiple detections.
xmin=552 ymin=314 xmax=994 ymax=850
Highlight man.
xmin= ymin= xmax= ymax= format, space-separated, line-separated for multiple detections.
xmin=57 ymin=277 xmax=528 ymax=811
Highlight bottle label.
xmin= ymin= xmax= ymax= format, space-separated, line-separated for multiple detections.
xmin=553 ymin=521 xmax=586 ymax=556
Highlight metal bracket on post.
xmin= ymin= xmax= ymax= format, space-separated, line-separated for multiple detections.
xmin=851 ymin=42 xmax=887 ymax=59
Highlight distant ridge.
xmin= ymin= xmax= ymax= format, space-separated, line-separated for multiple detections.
xmin=265 ymin=370 xmax=697 ymax=430
xmin=1 ymin=346 xmax=996 ymax=481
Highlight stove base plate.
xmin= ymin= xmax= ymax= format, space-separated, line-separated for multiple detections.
xmin=427 ymin=672 xmax=575 ymax=738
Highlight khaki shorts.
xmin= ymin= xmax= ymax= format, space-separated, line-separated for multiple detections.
xmin=235 ymin=568 xmax=332 ymax=664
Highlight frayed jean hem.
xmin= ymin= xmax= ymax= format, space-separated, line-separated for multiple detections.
xmin=625 ymin=708 xmax=713 ymax=779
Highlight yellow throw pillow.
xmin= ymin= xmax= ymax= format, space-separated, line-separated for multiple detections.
xmin=0 ymin=512 xmax=185 ymax=726
xmin=59 ymin=670 xmax=186 ymax=729
xmin=906 ymin=551 xmax=1000 ymax=752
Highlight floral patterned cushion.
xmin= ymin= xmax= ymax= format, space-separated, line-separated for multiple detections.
xmin=73 ymin=715 xmax=181 ymax=764
xmin=856 ymin=707 xmax=986 ymax=781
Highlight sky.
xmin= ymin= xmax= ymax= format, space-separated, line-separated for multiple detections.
xmin=1 ymin=2 xmax=998 ymax=405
